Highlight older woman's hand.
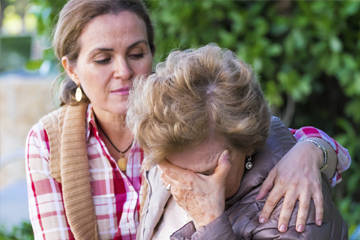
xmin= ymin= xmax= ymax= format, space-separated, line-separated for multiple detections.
xmin=256 ymin=140 xmax=329 ymax=233
xmin=158 ymin=150 xmax=231 ymax=230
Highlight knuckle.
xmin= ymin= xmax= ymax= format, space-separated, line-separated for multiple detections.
xmin=299 ymin=202 xmax=310 ymax=210
xmin=266 ymin=197 xmax=278 ymax=206
xmin=171 ymin=185 xmax=178 ymax=193
xmin=317 ymin=208 xmax=324 ymax=215
xmin=279 ymin=216 xmax=290 ymax=223
xmin=162 ymin=167 xmax=171 ymax=175
xmin=187 ymin=181 xmax=195 ymax=190
xmin=284 ymin=201 xmax=295 ymax=210
xmin=313 ymin=182 xmax=322 ymax=191
xmin=303 ymin=180 xmax=311 ymax=189
xmin=303 ymin=191 xmax=311 ymax=199
xmin=260 ymin=209 xmax=270 ymax=217
xmin=313 ymin=196 xmax=324 ymax=206
xmin=277 ymin=178 xmax=287 ymax=187
xmin=183 ymin=172 xmax=193 ymax=180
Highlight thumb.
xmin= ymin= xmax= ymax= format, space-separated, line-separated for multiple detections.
xmin=255 ymin=169 xmax=275 ymax=200
xmin=213 ymin=149 xmax=231 ymax=182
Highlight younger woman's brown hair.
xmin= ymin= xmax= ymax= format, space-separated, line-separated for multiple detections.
xmin=52 ymin=0 xmax=155 ymax=106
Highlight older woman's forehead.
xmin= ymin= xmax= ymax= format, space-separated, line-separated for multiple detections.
xmin=166 ymin=138 xmax=225 ymax=172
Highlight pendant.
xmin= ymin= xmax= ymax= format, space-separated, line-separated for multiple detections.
xmin=117 ymin=157 xmax=127 ymax=171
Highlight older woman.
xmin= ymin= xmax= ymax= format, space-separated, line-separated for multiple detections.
xmin=25 ymin=0 xmax=350 ymax=239
xmin=129 ymin=44 xmax=348 ymax=239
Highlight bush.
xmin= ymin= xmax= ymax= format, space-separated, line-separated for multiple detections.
xmin=0 ymin=222 xmax=34 ymax=240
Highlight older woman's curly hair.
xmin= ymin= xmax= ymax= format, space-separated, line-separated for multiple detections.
xmin=127 ymin=44 xmax=271 ymax=168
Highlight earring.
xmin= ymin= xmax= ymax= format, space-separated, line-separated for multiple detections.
xmin=245 ymin=155 xmax=253 ymax=170
xmin=75 ymin=85 xmax=82 ymax=102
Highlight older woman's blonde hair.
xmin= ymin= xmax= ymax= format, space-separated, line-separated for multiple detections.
xmin=127 ymin=44 xmax=271 ymax=168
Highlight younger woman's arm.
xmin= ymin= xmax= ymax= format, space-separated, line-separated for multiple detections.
xmin=256 ymin=126 xmax=351 ymax=234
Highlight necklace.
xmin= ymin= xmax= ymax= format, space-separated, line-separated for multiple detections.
xmin=94 ymin=114 xmax=133 ymax=171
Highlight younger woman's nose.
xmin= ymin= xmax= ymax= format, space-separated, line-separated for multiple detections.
xmin=114 ymin=58 xmax=133 ymax=81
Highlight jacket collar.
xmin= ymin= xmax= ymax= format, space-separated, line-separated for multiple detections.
xmin=225 ymin=117 xmax=296 ymax=210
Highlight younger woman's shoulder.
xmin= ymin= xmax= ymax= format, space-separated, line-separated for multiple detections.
xmin=26 ymin=106 xmax=65 ymax=148
xmin=39 ymin=106 xmax=66 ymax=126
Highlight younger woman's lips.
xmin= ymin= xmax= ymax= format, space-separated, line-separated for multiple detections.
xmin=111 ymin=87 xmax=130 ymax=95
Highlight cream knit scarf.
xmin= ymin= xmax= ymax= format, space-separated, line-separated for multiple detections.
xmin=40 ymin=103 xmax=98 ymax=240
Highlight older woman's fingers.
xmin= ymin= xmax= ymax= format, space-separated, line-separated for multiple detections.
xmin=277 ymin=191 xmax=298 ymax=232
xmin=158 ymin=159 xmax=188 ymax=182
xmin=158 ymin=165 xmax=182 ymax=187
xmin=256 ymin=169 xmax=276 ymax=200
xmin=313 ymin=189 xmax=324 ymax=226
xmin=258 ymin=185 xmax=284 ymax=223
xmin=295 ymin=193 xmax=311 ymax=233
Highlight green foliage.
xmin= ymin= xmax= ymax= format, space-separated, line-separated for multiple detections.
xmin=25 ymin=59 xmax=43 ymax=70
xmin=0 ymin=36 xmax=32 ymax=72
xmin=28 ymin=0 xmax=360 ymax=234
xmin=0 ymin=222 xmax=34 ymax=240
xmin=148 ymin=1 xmax=359 ymax=111
xmin=26 ymin=0 xmax=66 ymax=62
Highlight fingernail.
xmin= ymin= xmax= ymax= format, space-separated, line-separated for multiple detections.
xmin=317 ymin=220 xmax=322 ymax=226
xmin=297 ymin=224 xmax=304 ymax=232
xmin=259 ymin=218 xmax=266 ymax=223
xmin=279 ymin=224 xmax=286 ymax=232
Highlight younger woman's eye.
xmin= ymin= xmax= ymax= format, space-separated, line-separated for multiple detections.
xmin=94 ymin=58 xmax=111 ymax=65
xmin=129 ymin=53 xmax=144 ymax=59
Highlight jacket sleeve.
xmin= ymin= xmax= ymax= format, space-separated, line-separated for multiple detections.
xmin=26 ymin=123 xmax=74 ymax=240
xmin=170 ymin=213 xmax=236 ymax=240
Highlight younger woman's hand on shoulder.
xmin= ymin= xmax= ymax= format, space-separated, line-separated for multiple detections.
xmin=256 ymin=140 xmax=327 ymax=233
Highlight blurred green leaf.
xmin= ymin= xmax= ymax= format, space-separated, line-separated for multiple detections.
xmin=25 ymin=59 xmax=43 ymax=70
xmin=330 ymin=36 xmax=343 ymax=53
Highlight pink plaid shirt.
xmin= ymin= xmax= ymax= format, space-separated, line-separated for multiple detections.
xmin=26 ymin=105 xmax=351 ymax=240
xmin=26 ymin=105 xmax=143 ymax=240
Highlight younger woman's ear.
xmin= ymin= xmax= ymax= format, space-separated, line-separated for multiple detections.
xmin=62 ymin=56 xmax=79 ymax=85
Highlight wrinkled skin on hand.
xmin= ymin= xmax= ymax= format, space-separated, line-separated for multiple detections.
xmin=158 ymin=150 xmax=231 ymax=229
